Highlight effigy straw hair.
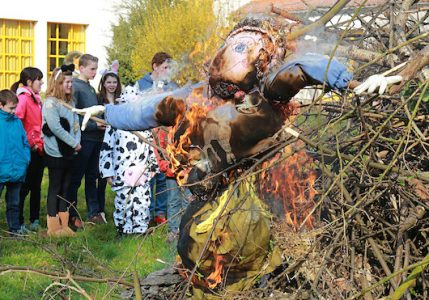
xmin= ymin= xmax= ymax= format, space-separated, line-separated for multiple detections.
xmin=231 ymin=15 xmax=293 ymax=57
xmin=208 ymin=16 xmax=292 ymax=99
xmin=78 ymin=53 xmax=99 ymax=67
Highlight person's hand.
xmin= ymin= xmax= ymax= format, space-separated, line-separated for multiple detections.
xmin=74 ymin=143 xmax=82 ymax=152
xmin=354 ymin=75 xmax=403 ymax=95
xmin=158 ymin=160 xmax=170 ymax=172
xmin=107 ymin=177 xmax=113 ymax=185
xmin=72 ymin=105 xmax=106 ymax=131
xmin=96 ymin=122 xmax=107 ymax=130
xmin=31 ymin=144 xmax=38 ymax=152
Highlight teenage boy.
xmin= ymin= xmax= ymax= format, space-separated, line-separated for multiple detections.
xmin=67 ymin=54 xmax=107 ymax=228
xmin=136 ymin=52 xmax=178 ymax=91
xmin=0 ymin=89 xmax=31 ymax=235
xmin=136 ymin=52 xmax=180 ymax=226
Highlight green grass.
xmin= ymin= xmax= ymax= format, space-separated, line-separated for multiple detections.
xmin=0 ymin=170 xmax=176 ymax=299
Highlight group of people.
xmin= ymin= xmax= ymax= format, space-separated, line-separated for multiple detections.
xmin=0 ymin=51 xmax=190 ymax=238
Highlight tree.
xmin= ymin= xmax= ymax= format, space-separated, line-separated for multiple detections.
xmin=106 ymin=0 xmax=232 ymax=85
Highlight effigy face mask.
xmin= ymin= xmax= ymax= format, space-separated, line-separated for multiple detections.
xmin=209 ymin=27 xmax=276 ymax=98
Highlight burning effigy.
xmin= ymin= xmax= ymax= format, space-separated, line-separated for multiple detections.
xmin=75 ymin=7 xmax=409 ymax=298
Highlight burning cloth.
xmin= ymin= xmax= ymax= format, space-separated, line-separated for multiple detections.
xmin=177 ymin=178 xmax=282 ymax=295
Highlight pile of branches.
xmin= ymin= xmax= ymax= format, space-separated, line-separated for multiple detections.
xmin=123 ymin=1 xmax=429 ymax=299
xmin=227 ymin=1 xmax=429 ymax=299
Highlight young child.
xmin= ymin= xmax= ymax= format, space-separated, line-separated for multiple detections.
xmin=67 ymin=54 xmax=107 ymax=228
xmin=99 ymin=84 xmax=159 ymax=235
xmin=11 ymin=67 xmax=45 ymax=231
xmin=0 ymin=89 xmax=31 ymax=235
xmin=153 ymin=127 xmax=193 ymax=240
xmin=42 ymin=65 xmax=81 ymax=237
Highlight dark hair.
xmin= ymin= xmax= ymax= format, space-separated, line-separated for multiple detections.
xmin=151 ymin=52 xmax=172 ymax=70
xmin=0 ymin=89 xmax=19 ymax=105
xmin=98 ymin=72 xmax=122 ymax=104
xmin=10 ymin=67 xmax=43 ymax=93
xmin=79 ymin=53 xmax=99 ymax=67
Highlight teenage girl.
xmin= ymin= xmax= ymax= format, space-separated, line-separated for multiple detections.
xmin=12 ymin=67 xmax=44 ymax=232
xmin=42 ymin=65 xmax=81 ymax=237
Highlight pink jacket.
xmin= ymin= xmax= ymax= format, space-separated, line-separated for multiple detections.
xmin=15 ymin=86 xmax=44 ymax=155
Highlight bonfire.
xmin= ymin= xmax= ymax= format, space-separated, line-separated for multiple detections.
xmin=137 ymin=1 xmax=429 ymax=299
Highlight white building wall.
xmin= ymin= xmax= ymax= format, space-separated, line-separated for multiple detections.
xmin=1 ymin=0 xmax=121 ymax=89
xmin=1 ymin=0 xmax=256 ymax=90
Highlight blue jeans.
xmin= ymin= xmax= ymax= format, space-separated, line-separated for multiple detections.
xmin=67 ymin=140 xmax=106 ymax=219
xmin=0 ymin=182 xmax=22 ymax=232
xmin=149 ymin=172 xmax=168 ymax=217
xmin=166 ymin=178 xmax=191 ymax=232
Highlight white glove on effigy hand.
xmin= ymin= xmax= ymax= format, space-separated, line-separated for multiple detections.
xmin=354 ymin=75 xmax=403 ymax=95
xmin=72 ymin=105 xmax=106 ymax=131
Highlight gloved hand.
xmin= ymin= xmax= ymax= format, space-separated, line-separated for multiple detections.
xmin=158 ymin=160 xmax=170 ymax=172
xmin=124 ymin=164 xmax=149 ymax=187
xmin=72 ymin=105 xmax=106 ymax=131
xmin=354 ymin=75 xmax=403 ymax=95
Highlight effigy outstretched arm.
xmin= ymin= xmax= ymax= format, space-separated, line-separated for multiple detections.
xmin=104 ymin=97 xmax=161 ymax=131
xmin=262 ymin=53 xmax=353 ymax=102
xmin=74 ymin=84 xmax=195 ymax=132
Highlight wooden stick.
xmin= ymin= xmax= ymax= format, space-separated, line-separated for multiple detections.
xmin=0 ymin=266 xmax=134 ymax=287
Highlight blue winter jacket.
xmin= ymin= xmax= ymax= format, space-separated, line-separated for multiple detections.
xmin=0 ymin=110 xmax=31 ymax=183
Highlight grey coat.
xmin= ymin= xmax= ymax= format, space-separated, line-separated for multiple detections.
xmin=42 ymin=97 xmax=81 ymax=158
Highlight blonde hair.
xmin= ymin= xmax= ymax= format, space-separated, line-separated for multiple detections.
xmin=79 ymin=54 xmax=98 ymax=67
xmin=46 ymin=68 xmax=73 ymax=103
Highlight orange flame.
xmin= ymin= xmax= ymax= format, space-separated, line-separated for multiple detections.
xmin=260 ymin=147 xmax=317 ymax=231
xmin=165 ymin=86 xmax=226 ymax=186
xmin=166 ymin=97 xmax=209 ymax=185
xmin=206 ymin=253 xmax=226 ymax=289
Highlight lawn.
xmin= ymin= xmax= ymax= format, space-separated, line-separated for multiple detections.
xmin=0 ymin=170 xmax=176 ymax=299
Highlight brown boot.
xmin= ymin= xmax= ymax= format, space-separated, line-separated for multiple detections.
xmin=47 ymin=215 xmax=64 ymax=237
xmin=58 ymin=212 xmax=76 ymax=236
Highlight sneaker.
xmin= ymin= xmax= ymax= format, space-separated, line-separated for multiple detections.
xmin=10 ymin=225 xmax=31 ymax=236
xmin=87 ymin=214 xmax=105 ymax=225
xmin=99 ymin=212 xmax=108 ymax=224
xmin=154 ymin=214 xmax=167 ymax=225
xmin=69 ymin=216 xmax=83 ymax=231
xmin=19 ymin=224 xmax=32 ymax=234
xmin=29 ymin=220 xmax=40 ymax=231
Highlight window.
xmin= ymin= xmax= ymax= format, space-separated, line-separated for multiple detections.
xmin=0 ymin=19 xmax=35 ymax=89
xmin=47 ymin=23 xmax=86 ymax=76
